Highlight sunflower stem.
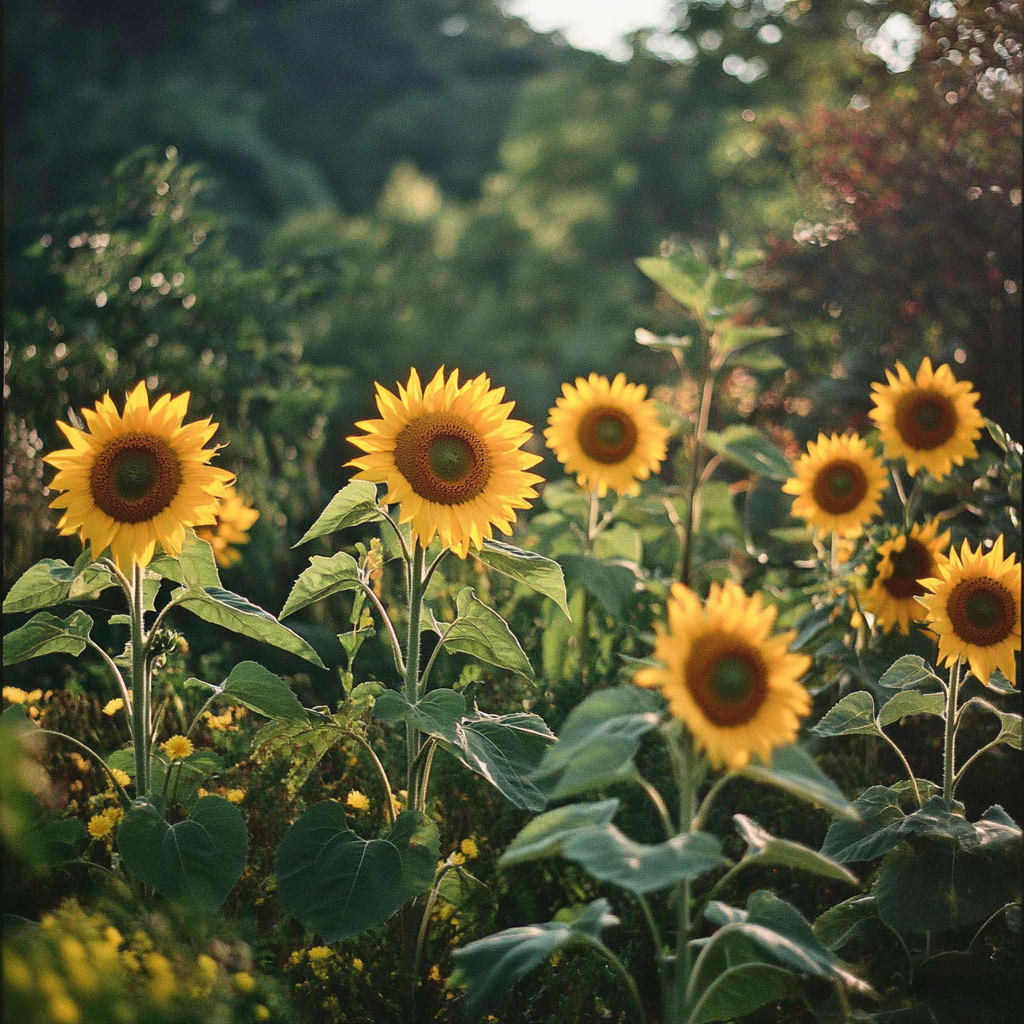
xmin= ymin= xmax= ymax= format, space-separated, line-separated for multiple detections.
xmin=130 ymin=560 xmax=150 ymax=797
xmin=680 ymin=351 xmax=716 ymax=587
xmin=668 ymin=725 xmax=697 ymax=1021
xmin=405 ymin=542 xmax=426 ymax=808
xmin=942 ymin=659 xmax=962 ymax=806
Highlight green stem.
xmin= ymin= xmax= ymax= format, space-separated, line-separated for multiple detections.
xmin=680 ymin=356 xmax=715 ymax=587
xmin=405 ymin=543 xmax=426 ymax=808
xmin=669 ymin=726 xmax=697 ymax=1021
xmin=37 ymin=730 xmax=132 ymax=809
xmin=589 ymin=939 xmax=650 ymax=1024
xmin=358 ymin=580 xmax=405 ymax=677
xmin=942 ymin=659 xmax=961 ymax=805
xmin=416 ymin=740 xmax=438 ymax=812
xmin=878 ymin=729 xmax=922 ymax=808
xmin=85 ymin=638 xmax=132 ymax=730
xmin=637 ymin=773 xmax=676 ymax=841
xmin=130 ymin=561 xmax=150 ymax=797
xmin=412 ymin=864 xmax=453 ymax=990
xmin=342 ymin=729 xmax=398 ymax=826
xmin=953 ymin=738 xmax=1002 ymax=796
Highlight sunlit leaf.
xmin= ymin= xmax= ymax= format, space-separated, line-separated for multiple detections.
xmin=3 ymin=610 xmax=93 ymax=666
xmin=742 ymin=744 xmax=856 ymax=819
xmin=475 ymin=540 xmax=570 ymax=620
xmin=499 ymin=799 xmax=621 ymax=867
xmin=811 ymin=692 xmax=878 ymax=738
xmin=878 ymin=654 xmax=944 ymax=690
xmin=703 ymin=425 xmax=791 ymax=481
xmin=219 ymin=660 xmax=308 ymax=724
xmin=733 ymin=815 xmax=858 ymax=886
xmin=877 ymin=690 xmax=946 ymax=727
xmin=434 ymin=588 xmax=533 ymax=678
xmin=279 ymin=551 xmax=362 ymax=619
xmin=293 ymin=481 xmax=383 ymax=547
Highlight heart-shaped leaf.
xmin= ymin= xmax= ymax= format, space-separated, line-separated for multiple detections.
xmin=275 ymin=803 xmax=438 ymax=942
xmin=219 ymin=660 xmax=308 ymax=724
xmin=500 ymin=799 xmax=621 ymax=867
xmin=435 ymin=588 xmax=534 ymax=679
xmin=811 ymin=691 xmax=879 ymax=738
xmin=373 ymin=688 xmax=466 ymax=743
xmin=3 ymin=556 xmax=116 ymax=613
xmin=475 ymin=540 xmax=570 ymax=620
xmin=279 ymin=551 xmax=362 ymax=619
xmin=293 ymin=481 xmax=383 ymax=547
xmin=3 ymin=610 xmax=94 ymax=666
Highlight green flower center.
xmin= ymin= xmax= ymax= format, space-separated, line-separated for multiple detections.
xmin=811 ymin=458 xmax=869 ymax=515
xmin=429 ymin=436 xmax=474 ymax=482
xmin=686 ymin=641 xmax=769 ymax=727
xmin=393 ymin=412 xmax=493 ymax=505
xmin=710 ymin=656 xmax=754 ymax=704
xmin=895 ymin=389 xmax=957 ymax=451
xmin=112 ymin=449 xmax=160 ymax=500
xmin=965 ymin=589 xmax=1002 ymax=630
xmin=595 ymin=415 xmax=627 ymax=449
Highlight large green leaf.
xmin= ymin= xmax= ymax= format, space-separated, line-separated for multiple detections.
xmin=877 ymin=690 xmax=946 ymax=727
xmin=960 ymin=697 xmax=1022 ymax=750
xmin=813 ymin=895 xmax=879 ymax=948
xmin=443 ymin=708 xmax=554 ymax=811
xmin=475 ymin=540 xmax=570 ymax=620
xmin=878 ymin=655 xmax=944 ymax=691
xmin=172 ymin=585 xmax=325 ymax=667
xmin=2 ymin=556 xmax=116 ymax=613
xmin=688 ymin=956 xmax=800 ymax=1024
xmin=732 ymin=815 xmax=858 ymax=885
xmin=703 ymin=425 xmax=791 ymax=481
xmin=218 ymin=661 xmax=308 ymax=724
xmin=293 ymin=481 xmax=383 ymax=547
xmin=557 ymin=554 xmax=638 ymax=617
xmin=275 ymin=803 xmax=438 ymax=942
xmin=452 ymin=898 xmax=618 ymax=1022
xmin=434 ymin=588 xmax=534 ymax=678
xmin=561 ymin=824 xmax=724 ymax=893
xmin=373 ymin=688 xmax=466 ymax=743
xmin=117 ymin=795 xmax=247 ymax=909
xmin=499 ymin=799 xmax=621 ymax=867
xmin=149 ymin=530 xmax=222 ymax=588
xmin=107 ymin=747 xmax=223 ymax=808
xmin=742 ymin=744 xmax=856 ymax=819
xmin=279 ymin=551 xmax=362 ymax=619
xmin=811 ymin=692 xmax=879 ymax=738
xmin=3 ymin=610 xmax=93 ymax=666
xmin=532 ymin=685 xmax=662 ymax=801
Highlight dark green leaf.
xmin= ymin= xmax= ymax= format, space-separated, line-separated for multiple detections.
xmin=820 ymin=787 xmax=906 ymax=863
xmin=476 ymin=540 xmax=570 ymax=620
xmin=117 ymin=796 xmax=247 ymax=909
xmin=3 ymin=610 xmax=94 ymax=666
xmin=39 ymin=818 xmax=90 ymax=862
xmin=279 ymin=551 xmax=362 ymax=619
xmin=733 ymin=815 xmax=858 ymax=885
xmin=877 ymin=691 xmax=946 ymax=727
xmin=373 ymin=688 xmax=466 ymax=744
xmin=812 ymin=692 xmax=879 ymax=738
xmin=499 ymin=799 xmax=621 ymax=867
xmin=435 ymin=588 xmax=533 ymax=678
xmin=742 ymin=744 xmax=856 ymax=819
xmin=878 ymin=655 xmax=944 ymax=691
xmin=813 ymin=895 xmax=879 ymax=949
xmin=636 ymin=255 xmax=708 ymax=312
xmin=293 ymin=481 xmax=383 ymax=547
xmin=557 ymin=554 xmax=638 ymax=617
xmin=452 ymin=898 xmax=617 ymax=1021
xmin=688 ymin=960 xmax=801 ymax=1024
xmin=275 ymin=804 xmax=438 ymax=941
xmin=220 ymin=661 xmax=308 ymax=724
xmin=173 ymin=585 xmax=325 ymax=667
xmin=724 ymin=347 xmax=787 ymax=373
xmin=2 ymin=557 xmax=116 ymax=613
xmin=960 ymin=697 xmax=1021 ymax=750
xmin=703 ymin=425 xmax=791 ymax=481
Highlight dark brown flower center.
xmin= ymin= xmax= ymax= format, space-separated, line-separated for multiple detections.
xmin=946 ymin=577 xmax=1016 ymax=647
xmin=895 ymin=389 xmax=957 ymax=451
xmin=393 ymin=412 xmax=492 ymax=505
xmin=578 ymin=405 xmax=638 ymax=464
xmin=883 ymin=538 xmax=934 ymax=599
xmin=686 ymin=639 xmax=769 ymax=727
xmin=91 ymin=433 xmax=183 ymax=524
xmin=812 ymin=459 xmax=868 ymax=515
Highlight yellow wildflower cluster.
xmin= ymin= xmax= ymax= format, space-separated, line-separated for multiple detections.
xmin=102 ymin=697 xmax=124 ymax=716
xmin=160 ymin=735 xmax=194 ymax=761
xmin=202 ymin=704 xmax=246 ymax=732
xmin=345 ymin=789 xmax=370 ymax=812
xmin=3 ymin=686 xmax=43 ymax=705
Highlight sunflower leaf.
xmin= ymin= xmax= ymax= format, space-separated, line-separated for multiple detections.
xmin=877 ymin=690 xmax=946 ymax=727
xmin=2 ymin=610 xmax=94 ymax=666
xmin=703 ymin=425 xmax=792 ymax=481
xmin=435 ymin=588 xmax=534 ymax=679
xmin=636 ymin=255 xmax=710 ymax=313
xmin=500 ymin=799 xmax=621 ymax=867
xmin=811 ymin=691 xmax=879 ymax=738
xmin=2 ymin=556 xmax=117 ymax=614
xmin=373 ymin=688 xmax=466 ymax=744
xmin=733 ymin=815 xmax=859 ymax=885
xmin=219 ymin=661 xmax=309 ymax=724
xmin=475 ymin=540 xmax=570 ymax=620
xmin=558 ymin=554 xmax=638 ymax=617
xmin=279 ymin=552 xmax=362 ymax=619
xmin=172 ymin=586 xmax=325 ymax=667
xmin=292 ymin=481 xmax=383 ymax=548
xmin=960 ymin=697 xmax=1022 ymax=750
xmin=878 ymin=654 xmax=944 ymax=690
xmin=742 ymin=744 xmax=857 ymax=819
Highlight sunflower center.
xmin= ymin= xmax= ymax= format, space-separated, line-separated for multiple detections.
xmin=895 ymin=390 xmax=957 ymax=451
xmin=946 ymin=578 xmax=1016 ymax=647
xmin=811 ymin=459 xmax=868 ymax=515
xmin=686 ymin=639 xmax=769 ymax=727
xmin=393 ymin=412 xmax=493 ymax=505
xmin=91 ymin=434 xmax=184 ymax=524
xmin=883 ymin=538 xmax=933 ymax=599
xmin=578 ymin=406 xmax=638 ymax=465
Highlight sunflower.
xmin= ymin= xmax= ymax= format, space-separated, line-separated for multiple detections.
xmin=44 ymin=382 xmax=234 ymax=570
xmin=544 ymin=372 xmax=670 ymax=497
xmin=635 ymin=580 xmax=812 ymax=770
xmin=347 ymin=367 xmax=543 ymax=557
xmin=195 ymin=483 xmax=260 ymax=568
xmin=917 ymin=535 xmax=1021 ymax=686
xmin=868 ymin=358 xmax=984 ymax=480
xmin=862 ymin=520 xmax=951 ymax=635
xmin=782 ymin=432 xmax=888 ymax=538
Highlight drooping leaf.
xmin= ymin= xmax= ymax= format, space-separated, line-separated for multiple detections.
xmin=434 ymin=588 xmax=534 ymax=678
xmin=811 ymin=692 xmax=879 ymax=738
xmin=38 ymin=818 xmax=90 ymax=863
xmin=279 ymin=551 xmax=362 ymax=619
xmin=742 ymin=744 xmax=856 ymax=819
xmin=173 ymin=585 xmax=325 ymax=667
xmin=733 ymin=815 xmax=858 ymax=886
xmin=716 ymin=324 xmax=786 ymax=353
xmin=878 ymin=655 xmax=944 ymax=691
xmin=3 ymin=610 xmax=94 ymax=666
xmin=219 ymin=661 xmax=308 ymax=724
xmin=703 ymin=425 xmax=791 ymax=481
xmin=561 ymin=824 xmax=724 ymax=893
xmin=877 ymin=690 xmax=946 ymax=727
xmin=2 ymin=557 xmax=116 ymax=613
xmin=117 ymin=796 xmax=247 ymax=909
xmin=959 ymin=697 xmax=1022 ymax=750
xmin=452 ymin=898 xmax=618 ymax=1022
xmin=724 ymin=347 xmax=787 ymax=373
xmin=558 ymin=554 xmax=638 ymax=617
xmin=475 ymin=540 xmax=570 ymax=620
xmin=813 ymin=895 xmax=879 ymax=949
xmin=499 ymin=799 xmax=621 ymax=867
xmin=275 ymin=803 xmax=438 ymax=942
xmin=531 ymin=685 xmax=663 ymax=801
xmin=293 ymin=481 xmax=383 ymax=547
xmin=373 ymin=688 xmax=466 ymax=744
xmin=688 ymin=958 xmax=801 ymax=1024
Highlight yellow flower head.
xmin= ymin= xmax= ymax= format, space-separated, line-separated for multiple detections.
xmin=3 ymin=687 xmax=28 ymax=704
xmin=109 ymin=767 xmax=132 ymax=789
xmin=43 ymin=381 xmax=234 ymax=569
xmin=635 ymin=581 xmax=812 ymax=770
xmin=161 ymin=735 xmax=194 ymax=761
xmin=87 ymin=814 xmax=114 ymax=840
xmin=347 ymin=367 xmax=544 ymax=557
xmin=232 ymin=971 xmax=256 ymax=995
xmin=868 ymin=358 xmax=984 ymax=480
xmin=782 ymin=432 xmax=888 ymax=538
xmin=459 ymin=837 xmax=480 ymax=859
xmin=195 ymin=483 xmax=260 ymax=568
xmin=917 ymin=535 xmax=1021 ymax=686
xmin=307 ymin=946 xmax=332 ymax=962
xmin=862 ymin=520 xmax=951 ymax=635
xmin=102 ymin=698 xmax=125 ymax=716
xmin=352 ymin=957 xmax=364 ymax=973
xmin=226 ymin=788 xmax=246 ymax=805
xmin=345 ymin=790 xmax=370 ymax=812
xmin=544 ymin=372 xmax=670 ymax=497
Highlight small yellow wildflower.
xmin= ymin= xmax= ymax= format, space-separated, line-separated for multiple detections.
xmin=103 ymin=698 xmax=125 ymax=716
xmin=144 ymin=952 xmax=176 ymax=1004
xmin=254 ymin=1006 xmax=270 ymax=1021
xmin=87 ymin=814 xmax=114 ymax=840
xmin=226 ymin=789 xmax=246 ymax=805
xmin=69 ymin=779 xmax=83 ymax=793
xmin=3 ymin=686 xmax=28 ymax=704
xmin=232 ymin=971 xmax=256 ymax=994
xmin=4 ymin=952 xmax=31 ymax=989
xmin=103 ymin=926 xmax=123 ymax=949
xmin=197 ymin=787 xmax=209 ymax=798
xmin=69 ymin=752 xmax=91 ymax=773
xmin=288 ymin=951 xmax=304 ymax=966
xmin=59 ymin=937 xmax=98 ymax=996
xmin=345 ymin=790 xmax=370 ymax=812
xmin=460 ymin=838 xmax=479 ymax=859
xmin=161 ymin=735 xmax=194 ymax=760
xmin=109 ymin=767 xmax=132 ymax=788
xmin=429 ymin=965 xmax=441 ymax=981
xmin=307 ymin=946 xmax=332 ymax=962
xmin=121 ymin=950 xmax=140 ymax=972
xmin=352 ymin=957 xmax=364 ymax=973
xmin=103 ymin=805 xmax=124 ymax=826
xmin=449 ymin=851 xmax=466 ymax=866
